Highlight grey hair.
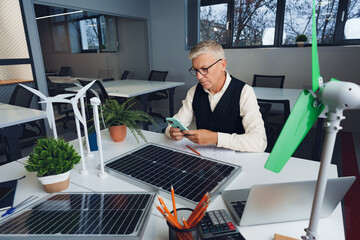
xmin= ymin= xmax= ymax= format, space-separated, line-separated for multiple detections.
xmin=188 ymin=40 xmax=225 ymax=60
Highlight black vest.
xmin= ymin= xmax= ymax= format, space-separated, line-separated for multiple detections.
xmin=192 ymin=77 xmax=245 ymax=134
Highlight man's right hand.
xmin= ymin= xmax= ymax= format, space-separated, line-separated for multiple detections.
xmin=169 ymin=127 xmax=185 ymax=141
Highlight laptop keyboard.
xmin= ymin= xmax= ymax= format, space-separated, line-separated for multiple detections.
xmin=231 ymin=201 xmax=247 ymax=219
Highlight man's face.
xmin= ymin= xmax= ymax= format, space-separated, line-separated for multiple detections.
xmin=191 ymin=54 xmax=226 ymax=93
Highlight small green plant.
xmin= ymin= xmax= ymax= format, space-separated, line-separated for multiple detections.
xmin=24 ymin=138 xmax=81 ymax=177
xmin=100 ymin=44 xmax=106 ymax=50
xmin=295 ymin=34 xmax=308 ymax=42
xmin=102 ymin=98 xmax=157 ymax=143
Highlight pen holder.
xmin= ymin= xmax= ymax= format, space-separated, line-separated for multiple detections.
xmin=167 ymin=208 xmax=200 ymax=240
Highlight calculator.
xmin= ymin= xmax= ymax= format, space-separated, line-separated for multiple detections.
xmin=199 ymin=209 xmax=246 ymax=240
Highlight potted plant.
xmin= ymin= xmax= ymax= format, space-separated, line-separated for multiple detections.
xmin=24 ymin=138 xmax=81 ymax=193
xmin=295 ymin=34 xmax=308 ymax=47
xmin=102 ymin=97 xmax=156 ymax=143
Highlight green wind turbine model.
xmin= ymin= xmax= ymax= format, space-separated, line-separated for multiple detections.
xmin=265 ymin=0 xmax=359 ymax=239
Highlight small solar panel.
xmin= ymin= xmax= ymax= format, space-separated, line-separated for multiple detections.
xmin=0 ymin=192 xmax=155 ymax=239
xmin=105 ymin=143 xmax=241 ymax=207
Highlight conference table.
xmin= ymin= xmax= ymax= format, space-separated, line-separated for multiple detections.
xmin=64 ymin=79 xmax=185 ymax=130
xmin=0 ymin=103 xmax=46 ymax=162
xmin=253 ymin=87 xmax=326 ymax=160
xmin=0 ymin=128 xmax=345 ymax=240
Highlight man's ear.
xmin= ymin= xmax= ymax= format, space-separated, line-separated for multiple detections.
xmin=220 ymin=58 xmax=227 ymax=72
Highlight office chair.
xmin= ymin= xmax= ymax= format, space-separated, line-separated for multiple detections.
xmin=47 ymin=78 xmax=74 ymax=129
xmin=252 ymin=74 xmax=289 ymax=123
xmin=252 ymin=74 xmax=285 ymax=88
xmin=2 ymin=85 xmax=43 ymax=161
xmin=147 ymin=70 xmax=169 ymax=122
xmin=78 ymin=79 xmax=109 ymax=104
xmin=120 ymin=70 xmax=130 ymax=80
xmin=58 ymin=66 xmax=71 ymax=76
xmin=252 ymin=74 xmax=287 ymax=151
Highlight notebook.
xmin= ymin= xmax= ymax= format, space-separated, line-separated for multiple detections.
xmin=222 ymin=176 xmax=355 ymax=226
xmin=0 ymin=179 xmax=18 ymax=211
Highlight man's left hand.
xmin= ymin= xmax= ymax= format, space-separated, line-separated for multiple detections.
xmin=182 ymin=129 xmax=218 ymax=145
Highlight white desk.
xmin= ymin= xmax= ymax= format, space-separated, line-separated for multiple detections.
xmin=0 ymin=103 xmax=46 ymax=128
xmin=253 ymin=87 xmax=302 ymax=111
xmin=66 ymin=79 xmax=185 ymax=130
xmin=0 ymin=103 xmax=46 ymax=162
xmin=9 ymin=129 xmax=345 ymax=240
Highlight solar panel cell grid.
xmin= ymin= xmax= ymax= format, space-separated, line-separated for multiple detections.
xmin=105 ymin=143 xmax=241 ymax=204
xmin=0 ymin=193 xmax=154 ymax=239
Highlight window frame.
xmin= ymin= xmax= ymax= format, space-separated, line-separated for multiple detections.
xmin=188 ymin=0 xmax=360 ymax=49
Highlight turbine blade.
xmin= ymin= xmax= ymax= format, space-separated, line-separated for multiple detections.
xmin=312 ymin=0 xmax=321 ymax=92
xmin=71 ymin=98 xmax=85 ymax=125
xmin=19 ymin=84 xmax=47 ymax=100
xmin=45 ymin=104 xmax=53 ymax=129
xmin=264 ymin=90 xmax=325 ymax=173
xmin=74 ymin=80 xmax=96 ymax=101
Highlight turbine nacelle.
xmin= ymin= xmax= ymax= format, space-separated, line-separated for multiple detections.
xmin=319 ymin=80 xmax=360 ymax=111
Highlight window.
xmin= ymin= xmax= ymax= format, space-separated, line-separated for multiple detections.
xmin=78 ymin=16 xmax=117 ymax=52
xmin=35 ymin=6 xmax=118 ymax=53
xmin=187 ymin=0 xmax=360 ymax=48
xmin=344 ymin=0 xmax=360 ymax=39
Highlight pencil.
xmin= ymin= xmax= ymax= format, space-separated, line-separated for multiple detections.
xmin=186 ymin=145 xmax=201 ymax=155
xmin=171 ymin=185 xmax=177 ymax=220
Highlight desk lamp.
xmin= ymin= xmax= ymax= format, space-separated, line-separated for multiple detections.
xmin=19 ymin=84 xmax=74 ymax=139
xmin=265 ymin=1 xmax=360 ymax=239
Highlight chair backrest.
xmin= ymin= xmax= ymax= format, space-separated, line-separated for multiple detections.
xmin=148 ymin=70 xmax=168 ymax=81
xmin=9 ymin=85 xmax=34 ymax=108
xmin=59 ymin=66 xmax=71 ymax=76
xmin=252 ymin=74 xmax=285 ymax=88
xmin=78 ymin=79 xmax=109 ymax=104
xmin=120 ymin=70 xmax=130 ymax=80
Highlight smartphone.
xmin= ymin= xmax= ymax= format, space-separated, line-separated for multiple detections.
xmin=166 ymin=117 xmax=188 ymax=131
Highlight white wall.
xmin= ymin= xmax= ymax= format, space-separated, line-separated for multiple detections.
xmin=149 ymin=0 xmax=360 ymax=132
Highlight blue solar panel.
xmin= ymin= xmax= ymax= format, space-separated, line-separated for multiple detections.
xmin=105 ymin=143 xmax=241 ymax=206
xmin=0 ymin=192 xmax=155 ymax=239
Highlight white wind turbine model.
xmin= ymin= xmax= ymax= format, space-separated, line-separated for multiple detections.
xmin=70 ymin=80 xmax=96 ymax=174
xmin=19 ymin=84 xmax=74 ymax=139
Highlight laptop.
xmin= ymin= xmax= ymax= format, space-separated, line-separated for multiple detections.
xmin=222 ymin=176 xmax=355 ymax=226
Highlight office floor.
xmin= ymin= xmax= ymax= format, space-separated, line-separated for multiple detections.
xmin=0 ymin=106 xmax=359 ymax=239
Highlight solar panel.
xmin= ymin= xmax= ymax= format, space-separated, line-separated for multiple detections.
xmin=0 ymin=192 xmax=155 ymax=239
xmin=105 ymin=143 xmax=241 ymax=207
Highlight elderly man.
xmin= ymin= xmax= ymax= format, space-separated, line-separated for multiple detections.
xmin=165 ymin=40 xmax=267 ymax=152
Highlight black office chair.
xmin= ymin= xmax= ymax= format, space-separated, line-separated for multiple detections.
xmin=1 ymin=85 xmax=43 ymax=162
xmin=252 ymin=74 xmax=285 ymax=88
xmin=147 ymin=70 xmax=169 ymax=122
xmin=47 ymin=78 xmax=74 ymax=129
xmin=58 ymin=66 xmax=71 ymax=76
xmin=252 ymin=74 xmax=288 ymax=152
xmin=120 ymin=70 xmax=130 ymax=80
xmin=78 ymin=79 xmax=109 ymax=104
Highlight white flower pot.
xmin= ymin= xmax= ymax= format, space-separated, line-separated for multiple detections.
xmin=38 ymin=171 xmax=70 ymax=193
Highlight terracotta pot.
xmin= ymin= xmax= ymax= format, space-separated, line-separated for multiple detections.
xmin=109 ymin=125 xmax=127 ymax=142
xmin=38 ymin=171 xmax=70 ymax=193
xmin=297 ymin=42 xmax=305 ymax=47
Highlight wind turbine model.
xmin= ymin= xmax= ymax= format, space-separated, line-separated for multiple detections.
xmin=19 ymin=84 xmax=74 ymax=139
xmin=70 ymin=80 xmax=96 ymax=174
xmin=90 ymin=97 xmax=107 ymax=178
xmin=265 ymin=1 xmax=360 ymax=239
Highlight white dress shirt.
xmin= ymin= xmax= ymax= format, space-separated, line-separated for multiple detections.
xmin=165 ymin=72 xmax=267 ymax=152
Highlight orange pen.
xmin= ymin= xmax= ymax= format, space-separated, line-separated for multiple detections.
xmin=186 ymin=145 xmax=201 ymax=155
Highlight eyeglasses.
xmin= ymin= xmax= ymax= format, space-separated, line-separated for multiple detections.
xmin=189 ymin=59 xmax=222 ymax=76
